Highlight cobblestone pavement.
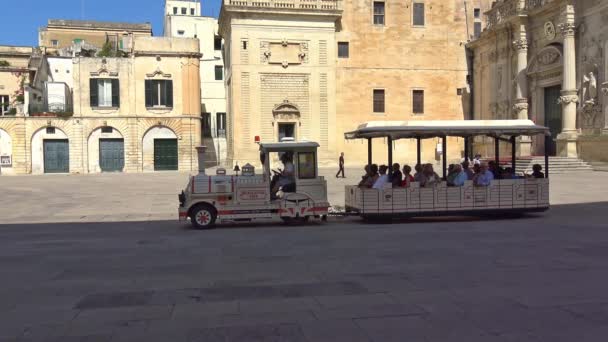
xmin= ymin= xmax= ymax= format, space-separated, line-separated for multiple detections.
xmin=1 ymin=169 xmax=608 ymax=224
xmin=1 ymin=171 xmax=608 ymax=340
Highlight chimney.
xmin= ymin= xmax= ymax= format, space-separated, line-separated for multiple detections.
xmin=196 ymin=146 xmax=206 ymax=174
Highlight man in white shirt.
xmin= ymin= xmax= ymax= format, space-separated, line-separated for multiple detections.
xmin=373 ymin=165 xmax=390 ymax=189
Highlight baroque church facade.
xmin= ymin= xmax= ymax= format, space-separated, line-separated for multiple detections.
xmin=468 ymin=0 xmax=608 ymax=161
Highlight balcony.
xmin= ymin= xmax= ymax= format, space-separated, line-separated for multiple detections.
xmin=224 ymin=0 xmax=342 ymax=12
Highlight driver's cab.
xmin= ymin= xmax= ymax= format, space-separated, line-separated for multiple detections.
xmin=258 ymin=141 xmax=327 ymax=203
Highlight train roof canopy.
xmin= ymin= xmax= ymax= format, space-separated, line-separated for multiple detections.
xmin=344 ymin=120 xmax=551 ymax=140
xmin=259 ymin=141 xmax=320 ymax=152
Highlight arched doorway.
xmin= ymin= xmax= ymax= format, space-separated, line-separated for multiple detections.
xmin=88 ymin=126 xmax=125 ymax=173
xmin=0 ymin=128 xmax=13 ymax=175
xmin=273 ymin=100 xmax=300 ymax=142
xmin=31 ymin=126 xmax=69 ymax=174
xmin=142 ymin=126 xmax=178 ymax=171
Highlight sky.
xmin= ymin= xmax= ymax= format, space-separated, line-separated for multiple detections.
xmin=0 ymin=0 xmax=221 ymax=47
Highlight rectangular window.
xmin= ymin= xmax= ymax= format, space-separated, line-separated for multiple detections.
xmin=215 ymin=66 xmax=223 ymax=81
xmin=216 ymin=112 xmax=226 ymax=137
xmin=373 ymin=89 xmax=385 ymax=113
xmin=181 ymin=7 xmax=187 ymax=14
xmin=202 ymin=112 xmax=212 ymax=137
xmin=0 ymin=95 xmax=9 ymax=115
xmin=177 ymin=30 xmax=185 ymax=35
xmin=89 ymin=79 xmax=120 ymax=108
xmin=51 ymin=40 xmax=59 ymax=47
xmin=242 ymin=40 xmax=248 ymax=50
xmin=338 ymin=42 xmax=349 ymax=58
xmin=173 ymin=7 xmax=178 ymax=14
xmin=101 ymin=126 xmax=113 ymax=134
xmin=190 ymin=8 xmax=195 ymax=15
xmin=298 ymin=152 xmax=316 ymax=179
xmin=214 ymin=36 xmax=222 ymax=50
xmin=413 ymin=89 xmax=424 ymax=114
xmin=474 ymin=8 xmax=481 ymax=18
xmin=474 ymin=22 xmax=482 ymax=38
xmin=46 ymin=127 xmax=55 ymax=134
xmin=413 ymin=3 xmax=425 ymax=26
xmin=373 ymin=2 xmax=385 ymax=25
xmin=145 ymin=80 xmax=173 ymax=108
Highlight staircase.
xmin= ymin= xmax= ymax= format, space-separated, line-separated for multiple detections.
xmin=201 ymin=137 xmax=219 ymax=168
xmin=513 ymin=157 xmax=594 ymax=175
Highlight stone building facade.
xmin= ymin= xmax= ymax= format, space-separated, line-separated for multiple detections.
xmin=219 ymin=0 xmax=491 ymax=167
xmin=39 ymin=19 xmax=153 ymax=51
xmin=164 ymin=0 xmax=229 ymax=165
xmin=0 ymin=36 xmax=202 ymax=175
xmin=468 ymin=0 xmax=608 ymax=161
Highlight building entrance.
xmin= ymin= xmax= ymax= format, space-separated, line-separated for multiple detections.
xmin=278 ymin=123 xmax=295 ymax=141
xmin=544 ymin=85 xmax=562 ymax=156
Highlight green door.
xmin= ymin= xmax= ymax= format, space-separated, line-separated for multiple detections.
xmin=544 ymin=85 xmax=562 ymax=156
xmin=99 ymin=139 xmax=124 ymax=172
xmin=43 ymin=139 xmax=69 ymax=173
xmin=154 ymin=139 xmax=178 ymax=171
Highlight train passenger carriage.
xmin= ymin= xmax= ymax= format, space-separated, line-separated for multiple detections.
xmin=344 ymin=120 xmax=551 ymax=219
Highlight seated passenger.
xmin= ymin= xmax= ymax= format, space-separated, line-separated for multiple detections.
xmin=502 ymin=167 xmax=517 ymax=179
xmin=531 ymin=164 xmax=545 ymax=179
xmin=473 ymin=163 xmax=481 ymax=175
xmin=413 ymin=164 xmax=424 ymax=182
xmin=390 ymin=163 xmax=403 ymax=188
xmin=373 ymin=165 xmax=389 ymax=189
xmin=451 ymin=164 xmax=468 ymax=187
xmin=401 ymin=165 xmax=415 ymax=187
xmin=360 ymin=164 xmax=379 ymax=188
xmin=420 ymin=164 xmax=440 ymax=188
xmin=473 ymin=163 xmax=494 ymax=186
xmin=446 ymin=164 xmax=457 ymax=186
xmin=488 ymin=160 xmax=504 ymax=179
xmin=358 ymin=165 xmax=371 ymax=187
xmin=462 ymin=161 xmax=475 ymax=180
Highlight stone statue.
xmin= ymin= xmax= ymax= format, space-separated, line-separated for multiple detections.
xmin=582 ymin=71 xmax=598 ymax=106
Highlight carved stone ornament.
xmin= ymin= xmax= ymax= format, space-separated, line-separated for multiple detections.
xmin=537 ymin=49 xmax=560 ymax=65
xmin=272 ymin=99 xmax=301 ymax=120
xmin=513 ymin=39 xmax=528 ymax=51
xmin=602 ymin=82 xmax=608 ymax=96
xmin=146 ymin=68 xmax=171 ymax=78
xmin=557 ymin=95 xmax=579 ymax=105
xmin=544 ymin=22 xmax=556 ymax=40
xmin=579 ymin=103 xmax=602 ymax=128
xmin=90 ymin=58 xmax=118 ymax=77
xmin=513 ymin=98 xmax=529 ymax=114
xmin=558 ymin=22 xmax=576 ymax=37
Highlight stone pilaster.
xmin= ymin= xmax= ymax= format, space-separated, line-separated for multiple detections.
xmin=602 ymin=82 xmax=608 ymax=134
xmin=556 ymin=5 xmax=579 ymax=157
xmin=512 ymin=22 xmax=531 ymax=156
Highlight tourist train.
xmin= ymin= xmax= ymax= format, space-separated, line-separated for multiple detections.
xmin=178 ymin=120 xmax=550 ymax=229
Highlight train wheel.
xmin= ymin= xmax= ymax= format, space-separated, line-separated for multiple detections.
xmin=191 ymin=204 xmax=217 ymax=229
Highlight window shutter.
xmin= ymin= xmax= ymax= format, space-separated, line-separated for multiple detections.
xmin=166 ymin=80 xmax=173 ymax=107
xmin=90 ymin=79 xmax=98 ymax=107
xmin=111 ymin=79 xmax=120 ymax=107
xmin=145 ymin=80 xmax=153 ymax=107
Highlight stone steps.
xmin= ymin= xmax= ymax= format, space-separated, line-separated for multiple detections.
xmin=512 ymin=157 xmax=594 ymax=174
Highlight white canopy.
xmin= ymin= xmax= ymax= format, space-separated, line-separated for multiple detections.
xmin=344 ymin=120 xmax=551 ymax=140
xmin=259 ymin=141 xmax=320 ymax=152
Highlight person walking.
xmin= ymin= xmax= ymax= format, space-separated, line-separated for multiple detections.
xmin=336 ymin=152 xmax=345 ymax=178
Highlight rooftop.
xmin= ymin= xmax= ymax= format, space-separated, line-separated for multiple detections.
xmin=46 ymin=19 xmax=152 ymax=32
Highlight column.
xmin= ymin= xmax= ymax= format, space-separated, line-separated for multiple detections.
xmin=513 ymin=23 xmax=529 ymax=121
xmin=556 ymin=4 xmax=579 ymax=157
xmin=513 ymin=22 xmax=532 ymax=156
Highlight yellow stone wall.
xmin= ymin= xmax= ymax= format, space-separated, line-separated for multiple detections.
xmin=0 ymin=37 xmax=202 ymax=175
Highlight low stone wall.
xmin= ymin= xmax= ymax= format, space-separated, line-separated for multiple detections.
xmin=578 ymin=135 xmax=608 ymax=163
